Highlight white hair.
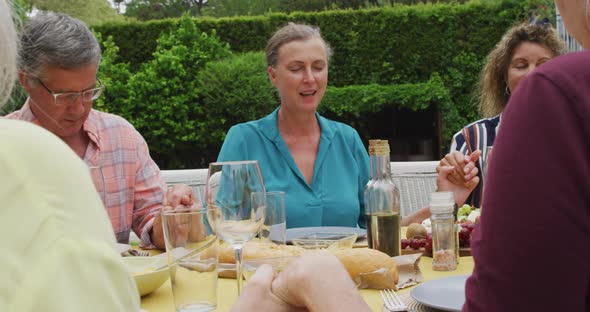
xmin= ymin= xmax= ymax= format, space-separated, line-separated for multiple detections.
xmin=0 ymin=0 xmax=18 ymax=108
xmin=19 ymin=12 xmax=101 ymax=80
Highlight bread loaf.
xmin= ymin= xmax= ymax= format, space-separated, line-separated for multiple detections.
xmin=333 ymin=248 xmax=399 ymax=289
xmin=217 ymin=241 xmax=307 ymax=279
xmin=218 ymin=241 xmax=307 ymax=264
xmin=215 ymin=241 xmax=398 ymax=289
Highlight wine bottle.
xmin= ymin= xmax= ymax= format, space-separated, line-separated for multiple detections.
xmin=364 ymin=140 xmax=401 ymax=257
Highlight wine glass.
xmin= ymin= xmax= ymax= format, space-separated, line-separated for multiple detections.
xmin=481 ymin=146 xmax=493 ymax=208
xmin=205 ymin=160 xmax=266 ymax=294
xmin=483 ymin=146 xmax=493 ymax=185
xmin=89 ymin=166 xmax=106 ymax=206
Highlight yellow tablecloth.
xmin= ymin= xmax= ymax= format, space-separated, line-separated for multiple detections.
xmin=140 ymin=256 xmax=474 ymax=312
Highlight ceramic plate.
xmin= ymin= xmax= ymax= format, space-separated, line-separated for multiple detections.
xmin=410 ymin=275 xmax=470 ymax=311
xmin=280 ymin=226 xmax=366 ymax=243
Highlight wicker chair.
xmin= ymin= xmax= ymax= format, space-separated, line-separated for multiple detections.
xmin=390 ymin=161 xmax=439 ymax=218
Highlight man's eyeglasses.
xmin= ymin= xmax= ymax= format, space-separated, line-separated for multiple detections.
xmin=35 ymin=77 xmax=105 ymax=106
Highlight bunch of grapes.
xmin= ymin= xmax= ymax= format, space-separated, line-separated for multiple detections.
xmin=459 ymin=222 xmax=477 ymax=248
xmin=401 ymin=234 xmax=433 ymax=254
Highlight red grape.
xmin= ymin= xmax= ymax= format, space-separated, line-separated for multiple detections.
xmin=401 ymin=239 xmax=409 ymax=249
xmin=418 ymin=239 xmax=427 ymax=248
xmin=459 ymin=228 xmax=471 ymax=241
xmin=410 ymin=238 xmax=421 ymax=250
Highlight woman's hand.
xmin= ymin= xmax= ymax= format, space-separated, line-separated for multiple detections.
xmin=152 ymin=184 xmax=205 ymax=249
xmin=437 ymin=151 xmax=481 ymax=206
xmin=437 ymin=151 xmax=481 ymax=186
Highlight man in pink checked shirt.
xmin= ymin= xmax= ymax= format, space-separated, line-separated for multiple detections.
xmin=4 ymin=12 xmax=194 ymax=249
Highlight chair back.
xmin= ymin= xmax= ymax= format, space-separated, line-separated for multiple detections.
xmin=160 ymin=162 xmax=439 ymax=218
xmin=390 ymin=161 xmax=438 ymax=218
xmin=160 ymin=169 xmax=209 ymax=185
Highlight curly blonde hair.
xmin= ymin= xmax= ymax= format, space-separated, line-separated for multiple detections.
xmin=477 ymin=23 xmax=566 ymax=117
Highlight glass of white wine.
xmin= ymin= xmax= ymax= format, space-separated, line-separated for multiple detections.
xmin=205 ymin=160 xmax=266 ymax=294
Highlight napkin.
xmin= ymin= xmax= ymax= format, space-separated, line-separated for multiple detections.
xmin=393 ymin=253 xmax=423 ymax=290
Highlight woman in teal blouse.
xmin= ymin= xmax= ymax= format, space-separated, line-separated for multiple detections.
xmin=217 ymin=23 xmax=369 ymax=229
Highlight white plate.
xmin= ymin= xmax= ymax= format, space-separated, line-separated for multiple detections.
xmin=281 ymin=226 xmax=366 ymax=243
xmin=410 ymin=275 xmax=470 ymax=311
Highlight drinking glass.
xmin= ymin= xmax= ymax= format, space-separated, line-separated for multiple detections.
xmin=162 ymin=209 xmax=217 ymax=312
xmin=481 ymin=146 xmax=493 ymax=207
xmin=483 ymin=146 xmax=493 ymax=182
xmin=89 ymin=166 xmax=106 ymax=205
xmin=167 ymin=181 xmax=206 ymax=209
xmin=252 ymin=191 xmax=286 ymax=244
xmin=205 ymin=160 xmax=266 ymax=294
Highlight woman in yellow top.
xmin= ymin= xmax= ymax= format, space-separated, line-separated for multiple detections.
xmin=0 ymin=1 xmax=139 ymax=311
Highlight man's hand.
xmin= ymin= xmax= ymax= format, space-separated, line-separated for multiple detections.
xmin=166 ymin=184 xmax=197 ymax=208
xmin=230 ymin=264 xmax=300 ymax=312
xmin=437 ymin=150 xmax=481 ymax=206
xmin=152 ymin=184 xmax=204 ymax=249
xmin=271 ymin=254 xmax=370 ymax=312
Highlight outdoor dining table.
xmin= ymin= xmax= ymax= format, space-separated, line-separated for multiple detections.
xmin=140 ymin=252 xmax=474 ymax=312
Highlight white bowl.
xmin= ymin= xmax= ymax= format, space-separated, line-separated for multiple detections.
xmin=123 ymin=256 xmax=169 ymax=296
xmin=291 ymin=232 xmax=358 ymax=250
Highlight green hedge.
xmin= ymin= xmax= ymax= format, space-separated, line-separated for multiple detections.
xmin=93 ymin=0 xmax=524 ymax=85
xmin=88 ymin=1 xmax=537 ymax=168
xmin=97 ymin=28 xmax=451 ymax=168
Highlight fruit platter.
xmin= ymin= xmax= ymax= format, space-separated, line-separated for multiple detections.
xmin=457 ymin=204 xmax=481 ymax=250
xmin=401 ymin=205 xmax=481 ymax=257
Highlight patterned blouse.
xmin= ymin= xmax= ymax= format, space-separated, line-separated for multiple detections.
xmin=450 ymin=114 xmax=501 ymax=208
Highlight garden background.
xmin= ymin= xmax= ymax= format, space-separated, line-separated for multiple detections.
xmin=5 ymin=0 xmax=555 ymax=169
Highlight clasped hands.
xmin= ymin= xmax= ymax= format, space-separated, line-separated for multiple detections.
xmin=152 ymin=184 xmax=206 ymax=249
xmin=232 ymin=253 xmax=371 ymax=312
xmin=436 ymin=150 xmax=482 ymax=206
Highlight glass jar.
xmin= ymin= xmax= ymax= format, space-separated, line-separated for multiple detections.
xmin=430 ymin=192 xmax=457 ymax=271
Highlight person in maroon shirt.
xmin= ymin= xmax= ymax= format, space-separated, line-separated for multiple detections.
xmin=462 ymin=0 xmax=590 ymax=310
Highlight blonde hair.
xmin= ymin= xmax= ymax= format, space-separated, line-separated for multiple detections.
xmin=265 ymin=22 xmax=332 ymax=67
xmin=0 ymin=0 xmax=18 ymax=108
xmin=477 ymin=23 xmax=566 ymax=117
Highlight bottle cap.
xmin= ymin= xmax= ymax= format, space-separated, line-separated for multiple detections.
xmin=368 ymin=139 xmax=390 ymax=156
xmin=429 ymin=191 xmax=455 ymax=213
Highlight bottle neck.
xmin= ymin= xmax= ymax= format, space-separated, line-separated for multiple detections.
xmin=369 ymin=154 xmax=392 ymax=180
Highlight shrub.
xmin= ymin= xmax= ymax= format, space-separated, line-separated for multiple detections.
xmin=98 ymin=15 xmax=232 ymax=168
xmin=195 ymin=51 xmax=277 ymax=164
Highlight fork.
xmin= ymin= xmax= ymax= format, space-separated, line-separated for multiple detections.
xmin=123 ymin=249 xmax=150 ymax=257
xmin=381 ymin=289 xmax=408 ymax=311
